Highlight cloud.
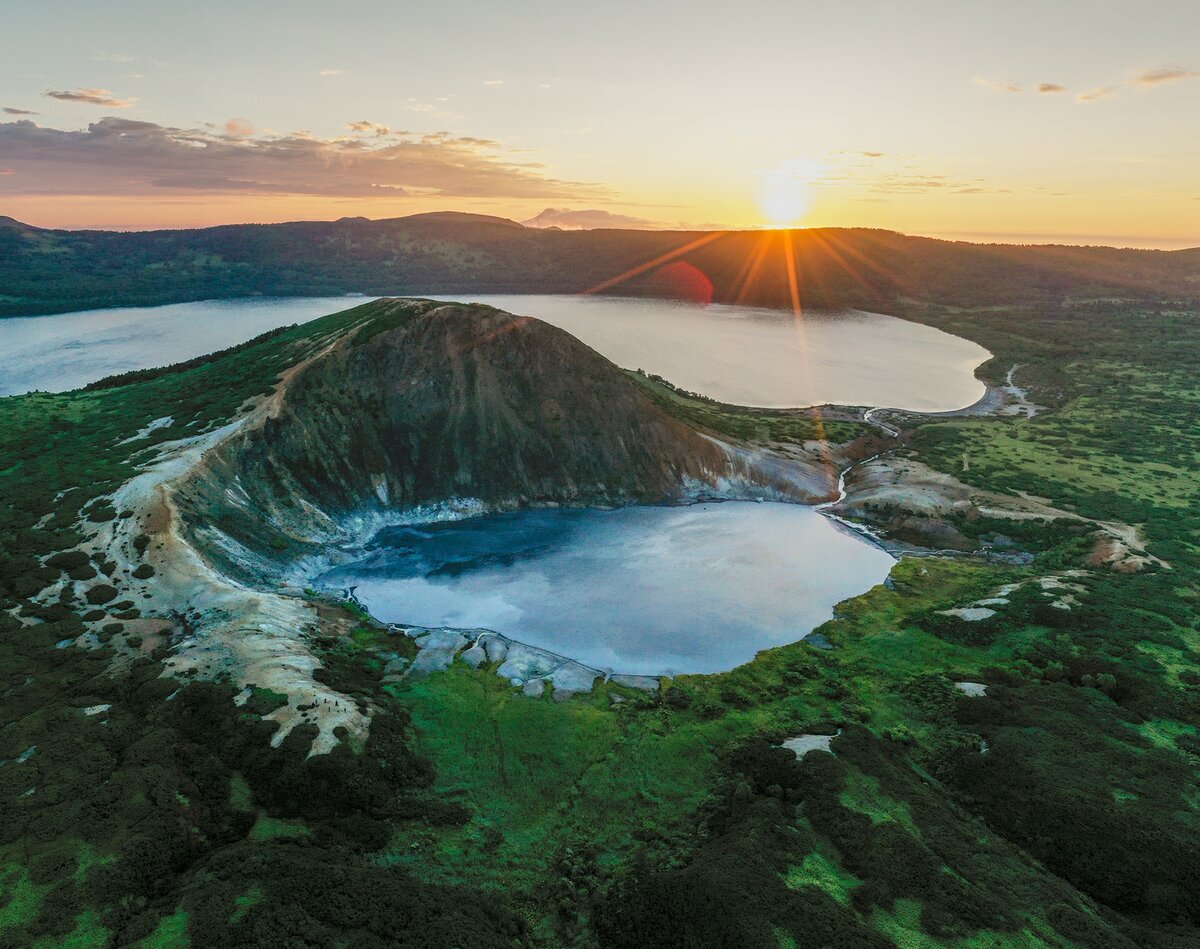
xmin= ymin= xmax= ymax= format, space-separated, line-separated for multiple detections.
xmin=3 ymin=107 xmax=37 ymax=116
xmin=0 ymin=117 xmax=607 ymax=201
xmin=874 ymin=176 xmax=946 ymax=191
xmin=484 ymin=79 xmax=505 ymax=86
xmin=972 ymin=77 xmax=1023 ymax=93
xmin=522 ymin=208 xmax=663 ymax=230
xmin=0 ymin=168 xmax=12 ymax=175
xmin=815 ymin=152 xmax=1012 ymax=196
xmin=405 ymin=97 xmax=458 ymax=118
xmin=224 ymin=118 xmax=254 ymax=137
xmin=318 ymin=68 xmax=343 ymax=77
xmin=44 ymin=88 xmax=137 ymax=108
xmin=975 ymin=63 xmax=1199 ymax=106
xmin=982 ymin=64 xmax=1200 ymax=106
xmin=1133 ymin=66 xmax=1200 ymax=86
xmin=347 ymin=120 xmax=394 ymax=137
xmin=94 ymin=51 xmax=136 ymax=63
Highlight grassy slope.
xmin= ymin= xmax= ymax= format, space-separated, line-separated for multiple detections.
xmin=1 ymin=297 xmax=1199 ymax=947
xmin=631 ymin=371 xmax=873 ymax=444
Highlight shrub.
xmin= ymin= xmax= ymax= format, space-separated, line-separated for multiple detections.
xmin=47 ymin=550 xmax=90 ymax=571
xmin=85 ymin=584 xmax=118 ymax=605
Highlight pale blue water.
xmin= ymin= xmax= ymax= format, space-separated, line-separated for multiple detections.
xmin=0 ymin=294 xmax=988 ymax=410
xmin=434 ymin=294 xmax=990 ymax=411
xmin=318 ymin=501 xmax=895 ymax=676
xmin=0 ymin=296 xmax=358 ymax=396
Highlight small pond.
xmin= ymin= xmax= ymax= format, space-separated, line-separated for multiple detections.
xmin=318 ymin=501 xmax=895 ymax=676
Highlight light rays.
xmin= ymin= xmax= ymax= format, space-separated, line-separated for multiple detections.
xmin=782 ymin=229 xmax=837 ymax=491
xmin=732 ymin=231 xmax=775 ymax=306
xmin=581 ymin=231 xmax=727 ymax=296
xmin=571 ymin=227 xmax=885 ymax=499
xmin=807 ymin=229 xmax=902 ymax=297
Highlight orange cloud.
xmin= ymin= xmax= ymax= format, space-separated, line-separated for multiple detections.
xmin=1133 ymin=66 xmax=1199 ymax=86
xmin=347 ymin=120 xmax=393 ymax=137
xmin=44 ymin=88 xmax=137 ymax=108
xmin=972 ymin=77 xmax=1022 ymax=93
xmin=0 ymin=117 xmax=607 ymax=201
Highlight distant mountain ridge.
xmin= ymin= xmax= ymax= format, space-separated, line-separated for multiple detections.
xmin=1 ymin=212 xmax=1197 ymax=317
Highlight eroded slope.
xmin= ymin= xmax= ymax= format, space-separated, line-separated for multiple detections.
xmin=91 ymin=301 xmax=839 ymax=750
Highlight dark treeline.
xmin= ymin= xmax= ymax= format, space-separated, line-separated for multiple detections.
xmin=2 ymin=213 xmax=1198 ymax=317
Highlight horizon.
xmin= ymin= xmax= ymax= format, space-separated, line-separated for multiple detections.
xmin=4 ymin=1 xmax=1199 ymax=247
xmin=3 ymin=210 xmax=1197 ymax=253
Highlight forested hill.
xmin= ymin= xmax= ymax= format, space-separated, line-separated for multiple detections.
xmin=1 ymin=212 xmax=1198 ymax=316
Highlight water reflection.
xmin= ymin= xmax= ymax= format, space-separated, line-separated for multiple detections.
xmin=319 ymin=502 xmax=895 ymax=675
xmin=1 ymin=294 xmax=988 ymax=411
xmin=436 ymin=294 xmax=990 ymax=411
xmin=0 ymin=297 xmax=357 ymax=396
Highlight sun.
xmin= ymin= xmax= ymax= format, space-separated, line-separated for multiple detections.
xmin=757 ymin=159 xmax=824 ymax=226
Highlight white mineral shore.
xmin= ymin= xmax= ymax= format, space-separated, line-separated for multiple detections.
xmin=392 ymin=625 xmax=654 ymax=699
xmin=782 ymin=732 xmax=839 ymax=758
xmin=73 ymin=336 xmax=372 ymax=755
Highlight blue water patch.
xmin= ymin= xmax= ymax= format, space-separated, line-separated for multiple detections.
xmin=319 ymin=501 xmax=894 ymax=676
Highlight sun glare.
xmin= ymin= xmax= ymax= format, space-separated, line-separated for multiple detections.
xmin=757 ymin=159 xmax=824 ymax=226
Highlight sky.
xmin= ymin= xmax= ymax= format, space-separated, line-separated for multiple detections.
xmin=1 ymin=0 xmax=1198 ymax=247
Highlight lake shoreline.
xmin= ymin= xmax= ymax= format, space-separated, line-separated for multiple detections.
xmin=315 ymin=501 xmax=896 ymax=683
xmin=2 ymin=294 xmax=992 ymax=410
xmin=321 ymin=522 xmax=886 ymax=702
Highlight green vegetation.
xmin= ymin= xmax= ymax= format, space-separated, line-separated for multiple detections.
xmin=2 ymin=293 xmax=1200 ymax=946
xmin=247 ymin=817 xmax=310 ymax=843
xmin=632 ymin=370 xmax=873 ymax=444
xmin=787 ymin=852 xmax=861 ymax=905
xmin=4 ymin=213 xmax=1199 ymax=317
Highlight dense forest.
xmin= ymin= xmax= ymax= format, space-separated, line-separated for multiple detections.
xmin=1 ymin=212 xmax=1198 ymax=316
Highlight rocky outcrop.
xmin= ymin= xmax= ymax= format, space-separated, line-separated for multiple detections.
xmin=241 ymin=302 xmax=731 ymax=502
xmin=173 ymin=301 xmax=833 ymax=581
xmin=831 ymin=453 xmax=1166 ymax=569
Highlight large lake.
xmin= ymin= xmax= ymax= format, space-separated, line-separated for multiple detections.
xmin=0 ymin=296 xmax=358 ymax=397
xmin=0 ymin=294 xmax=988 ymax=410
xmin=436 ymin=295 xmax=989 ymax=411
xmin=317 ymin=502 xmax=895 ymax=676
